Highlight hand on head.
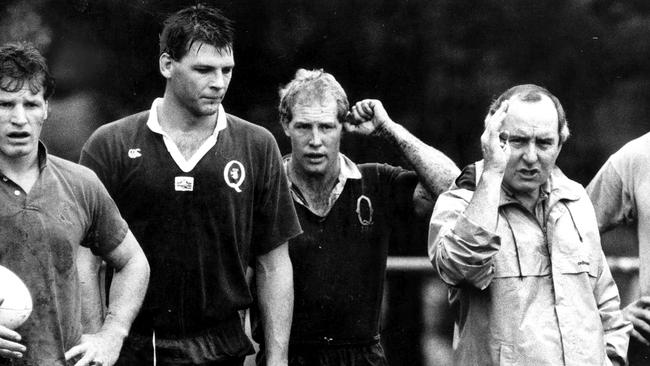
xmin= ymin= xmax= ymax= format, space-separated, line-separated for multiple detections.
xmin=345 ymin=99 xmax=391 ymax=135
xmin=481 ymin=101 xmax=511 ymax=174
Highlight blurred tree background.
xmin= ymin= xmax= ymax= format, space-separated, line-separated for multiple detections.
xmin=2 ymin=0 xmax=649 ymax=364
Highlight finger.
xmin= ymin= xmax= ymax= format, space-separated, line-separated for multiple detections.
xmin=636 ymin=296 xmax=650 ymax=307
xmin=360 ymin=100 xmax=374 ymax=116
xmin=0 ymin=326 xmax=22 ymax=342
xmin=352 ymin=103 xmax=371 ymax=121
xmin=488 ymin=101 xmax=509 ymax=132
xmin=350 ymin=106 xmax=364 ymax=122
xmin=630 ymin=315 xmax=650 ymax=340
xmin=343 ymin=121 xmax=359 ymax=133
xmin=74 ymin=351 xmax=96 ymax=366
xmin=71 ymin=346 xmax=96 ymax=366
xmin=65 ymin=343 xmax=86 ymax=361
xmin=0 ymin=348 xmax=24 ymax=359
xmin=631 ymin=328 xmax=650 ymax=347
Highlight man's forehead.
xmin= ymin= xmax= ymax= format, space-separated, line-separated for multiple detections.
xmin=186 ymin=41 xmax=233 ymax=57
xmin=0 ymin=82 xmax=45 ymax=100
xmin=291 ymin=100 xmax=339 ymax=122
xmin=504 ymin=96 xmax=558 ymax=131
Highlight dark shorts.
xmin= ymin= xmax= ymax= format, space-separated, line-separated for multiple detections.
xmin=116 ymin=337 xmax=245 ymax=366
xmin=116 ymin=320 xmax=253 ymax=366
xmin=256 ymin=342 xmax=388 ymax=366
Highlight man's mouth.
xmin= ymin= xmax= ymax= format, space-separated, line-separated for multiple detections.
xmin=518 ymin=168 xmax=539 ymax=178
xmin=304 ymin=153 xmax=325 ymax=162
xmin=7 ymin=131 xmax=30 ymax=140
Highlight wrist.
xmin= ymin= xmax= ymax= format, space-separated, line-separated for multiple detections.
xmin=478 ymin=169 xmax=504 ymax=187
xmin=373 ymin=118 xmax=398 ymax=137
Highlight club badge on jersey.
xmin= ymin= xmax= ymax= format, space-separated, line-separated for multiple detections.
xmin=356 ymin=195 xmax=373 ymax=226
xmin=175 ymin=176 xmax=194 ymax=191
xmin=224 ymin=160 xmax=246 ymax=193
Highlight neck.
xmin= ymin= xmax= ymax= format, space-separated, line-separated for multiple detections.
xmin=289 ymin=158 xmax=340 ymax=195
xmin=159 ymin=93 xmax=217 ymax=133
xmin=514 ymin=189 xmax=540 ymax=213
xmin=0 ymin=151 xmax=40 ymax=193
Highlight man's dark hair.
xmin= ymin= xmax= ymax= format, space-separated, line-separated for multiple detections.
xmin=487 ymin=84 xmax=570 ymax=144
xmin=159 ymin=4 xmax=235 ymax=60
xmin=0 ymin=42 xmax=55 ymax=100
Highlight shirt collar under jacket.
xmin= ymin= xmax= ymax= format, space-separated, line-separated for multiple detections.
xmin=283 ymin=153 xmax=362 ymax=217
xmin=146 ymin=98 xmax=228 ymax=173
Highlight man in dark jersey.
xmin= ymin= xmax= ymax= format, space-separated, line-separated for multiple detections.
xmin=257 ymin=69 xmax=459 ymax=366
xmin=0 ymin=42 xmax=150 ymax=366
xmin=79 ymin=5 xmax=301 ymax=366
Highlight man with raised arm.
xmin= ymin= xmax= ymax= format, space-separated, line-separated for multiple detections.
xmin=257 ymin=68 xmax=458 ymax=366
xmin=429 ymin=84 xmax=630 ymax=365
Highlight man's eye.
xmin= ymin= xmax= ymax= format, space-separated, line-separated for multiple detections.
xmin=222 ymin=67 xmax=232 ymax=75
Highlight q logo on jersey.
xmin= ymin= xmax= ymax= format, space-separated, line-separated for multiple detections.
xmin=224 ymin=160 xmax=246 ymax=193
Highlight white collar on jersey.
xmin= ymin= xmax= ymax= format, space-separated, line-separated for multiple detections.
xmin=146 ymin=98 xmax=228 ymax=173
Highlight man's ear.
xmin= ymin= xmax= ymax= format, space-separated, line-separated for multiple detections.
xmin=281 ymin=121 xmax=291 ymax=137
xmin=43 ymin=101 xmax=49 ymax=121
xmin=159 ymin=53 xmax=174 ymax=79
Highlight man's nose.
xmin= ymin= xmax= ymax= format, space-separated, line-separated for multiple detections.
xmin=308 ymin=127 xmax=323 ymax=146
xmin=11 ymin=105 xmax=28 ymax=125
xmin=522 ymin=143 xmax=538 ymax=163
xmin=210 ymin=71 xmax=226 ymax=89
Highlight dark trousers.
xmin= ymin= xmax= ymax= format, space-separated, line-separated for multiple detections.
xmin=257 ymin=342 xmax=388 ymax=366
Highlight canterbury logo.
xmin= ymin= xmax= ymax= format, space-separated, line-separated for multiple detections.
xmin=128 ymin=148 xmax=142 ymax=159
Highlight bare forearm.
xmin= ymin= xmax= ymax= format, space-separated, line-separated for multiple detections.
xmin=103 ymin=251 xmax=149 ymax=338
xmin=376 ymin=120 xmax=459 ymax=196
xmin=77 ymin=248 xmax=105 ymax=333
xmin=256 ymin=248 xmax=293 ymax=365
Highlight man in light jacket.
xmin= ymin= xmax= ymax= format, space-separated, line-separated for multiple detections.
xmin=428 ymin=84 xmax=631 ymax=365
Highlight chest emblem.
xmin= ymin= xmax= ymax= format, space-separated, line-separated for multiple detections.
xmin=175 ymin=176 xmax=194 ymax=191
xmin=356 ymin=195 xmax=374 ymax=226
xmin=224 ymin=160 xmax=246 ymax=193
xmin=128 ymin=148 xmax=142 ymax=159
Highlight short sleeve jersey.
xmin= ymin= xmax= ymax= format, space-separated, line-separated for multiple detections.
xmin=289 ymin=162 xmax=418 ymax=344
xmin=79 ymin=107 xmax=301 ymax=337
xmin=0 ymin=146 xmax=128 ymax=366
xmin=587 ymin=131 xmax=650 ymax=295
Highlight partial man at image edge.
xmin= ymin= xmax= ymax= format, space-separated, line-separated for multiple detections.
xmin=254 ymin=68 xmax=460 ymax=366
xmin=0 ymin=42 xmax=149 ymax=366
xmin=429 ymin=84 xmax=631 ymax=365
xmin=587 ymin=131 xmax=650 ymax=365
xmin=79 ymin=5 xmax=301 ymax=366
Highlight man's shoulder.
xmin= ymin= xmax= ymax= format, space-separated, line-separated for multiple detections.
xmin=224 ymin=113 xmax=275 ymax=143
xmin=95 ymin=110 xmax=149 ymax=137
xmin=608 ymin=131 xmax=650 ymax=168
xmin=47 ymin=155 xmax=102 ymax=184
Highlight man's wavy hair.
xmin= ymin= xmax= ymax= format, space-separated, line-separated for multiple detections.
xmin=159 ymin=4 xmax=234 ymax=60
xmin=487 ymin=84 xmax=570 ymax=145
xmin=278 ymin=68 xmax=349 ymax=126
xmin=0 ymin=42 xmax=55 ymax=100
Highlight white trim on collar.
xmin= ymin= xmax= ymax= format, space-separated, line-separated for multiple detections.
xmin=146 ymin=98 xmax=228 ymax=172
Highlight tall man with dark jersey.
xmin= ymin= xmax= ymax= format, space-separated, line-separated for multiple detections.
xmin=79 ymin=5 xmax=301 ymax=366
xmin=258 ymin=69 xmax=459 ymax=366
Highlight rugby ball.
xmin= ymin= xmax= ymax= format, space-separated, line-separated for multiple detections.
xmin=0 ymin=265 xmax=32 ymax=329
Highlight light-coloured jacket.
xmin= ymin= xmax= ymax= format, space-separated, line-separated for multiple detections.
xmin=429 ymin=161 xmax=631 ymax=366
